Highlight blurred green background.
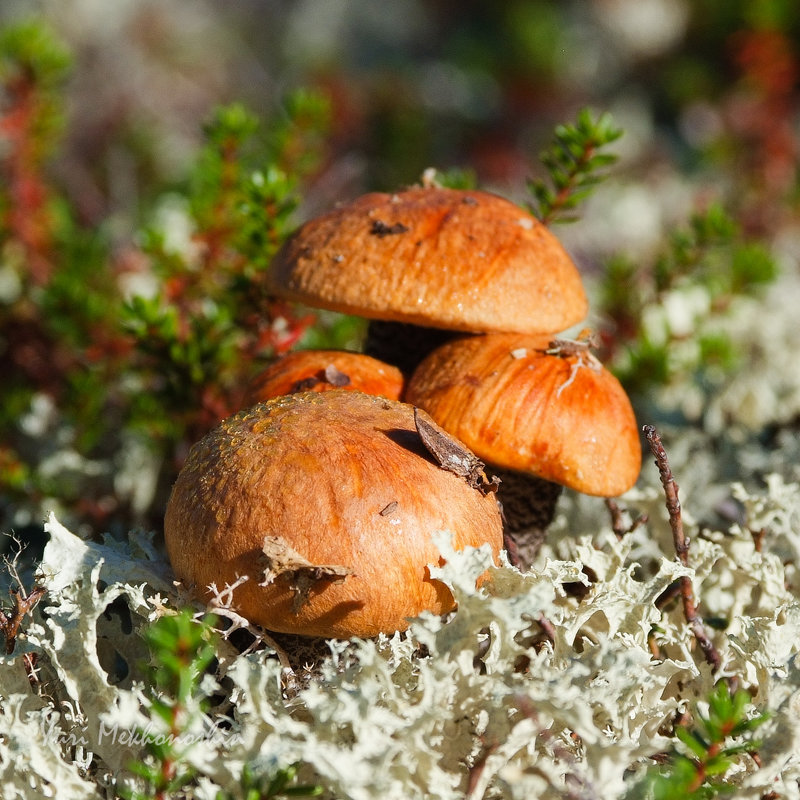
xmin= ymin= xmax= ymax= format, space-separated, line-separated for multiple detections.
xmin=1 ymin=0 xmax=798 ymax=538
xmin=4 ymin=1 xmax=797 ymax=241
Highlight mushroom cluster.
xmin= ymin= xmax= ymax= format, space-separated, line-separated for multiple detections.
xmin=266 ymin=185 xmax=641 ymax=565
xmin=163 ymin=182 xmax=640 ymax=642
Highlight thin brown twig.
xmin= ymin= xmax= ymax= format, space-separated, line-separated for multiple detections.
xmin=655 ymin=579 xmax=683 ymax=611
xmin=466 ymin=739 xmax=498 ymax=799
xmin=537 ymin=613 xmax=556 ymax=645
xmin=604 ymin=497 xmax=649 ymax=539
xmin=647 ymin=629 xmax=661 ymax=659
xmin=0 ymin=538 xmax=46 ymax=656
xmin=0 ymin=585 xmax=46 ymax=655
xmin=643 ymin=425 xmax=722 ymax=673
xmin=750 ymin=527 xmax=767 ymax=553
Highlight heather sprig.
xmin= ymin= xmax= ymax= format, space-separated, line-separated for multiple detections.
xmin=0 ymin=24 xmax=337 ymax=527
xmin=527 ymin=107 xmax=623 ymax=225
xmin=601 ymin=203 xmax=778 ymax=396
xmin=641 ymin=682 xmax=769 ymax=799
xmin=222 ymin=762 xmax=323 ymax=800
xmin=122 ymin=611 xmax=217 ymax=800
xmin=123 ymin=91 xmax=332 ymax=446
xmin=0 ymin=19 xmax=71 ymax=160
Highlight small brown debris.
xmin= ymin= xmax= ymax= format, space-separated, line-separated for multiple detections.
xmin=370 ymin=219 xmax=410 ymax=237
xmin=323 ymin=364 xmax=351 ymax=387
xmin=750 ymin=526 xmax=767 ymax=552
xmin=414 ymin=408 xmax=500 ymax=495
xmin=379 ymin=501 xmax=398 ymax=517
xmin=289 ymin=365 xmax=351 ymax=393
xmin=545 ymin=333 xmax=601 ymax=371
xmin=290 ymin=376 xmax=321 ymax=392
xmin=261 ymin=535 xmax=353 ymax=613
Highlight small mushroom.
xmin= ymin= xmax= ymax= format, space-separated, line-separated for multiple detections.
xmin=267 ymin=186 xmax=588 ymax=374
xmin=405 ymin=332 xmax=641 ymax=565
xmin=164 ymin=391 xmax=503 ymax=638
xmin=244 ymin=349 xmax=404 ymax=405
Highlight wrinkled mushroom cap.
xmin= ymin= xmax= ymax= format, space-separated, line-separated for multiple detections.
xmin=164 ymin=391 xmax=503 ymax=638
xmin=244 ymin=350 xmax=404 ymax=405
xmin=406 ymin=333 xmax=641 ymax=496
xmin=268 ymin=187 xmax=588 ymax=334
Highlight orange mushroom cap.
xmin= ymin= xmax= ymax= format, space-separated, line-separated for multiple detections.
xmin=268 ymin=187 xmax=588 ymax=334
xmin=164 ymin=391 xmax=503 ymax=638
xmin=405 ymin=333 xmax=641 ymax=497
xmin=244 ymin=350 xmax=404 ymax=405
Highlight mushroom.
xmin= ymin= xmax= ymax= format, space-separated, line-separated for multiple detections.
xmin=267 ymin=186 xmax=588 ymax=374
xmin=164 ymin=390 xmax=503 ymax=638
xmin=244 ymin=349 xmax=404 ymax=405
xmin=405 ymin=332 xmax=641 ymax=565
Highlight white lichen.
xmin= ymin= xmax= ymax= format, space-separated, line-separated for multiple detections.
xmin=2 ymin=478 xmax=800 ymax=798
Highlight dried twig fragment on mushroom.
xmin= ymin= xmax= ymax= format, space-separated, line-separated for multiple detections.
xmin=543 ymin=329 xmax=602 ymax=397
xmin=260 ymin=535 xmax=353 ymax=614
xmin=545 ymin=329 xmax=601 ymax=359
xmin=414 ymin=408 xmax=500 ymax=495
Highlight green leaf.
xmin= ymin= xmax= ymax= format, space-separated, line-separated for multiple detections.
xmin=676 ymin=726 xmax=709 ymax=759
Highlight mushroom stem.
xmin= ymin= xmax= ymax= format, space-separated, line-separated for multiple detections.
xmin=493 ymin=468 xmax=564 ymax=568
xmin=364 ymin=320 xmax=461 ymax=376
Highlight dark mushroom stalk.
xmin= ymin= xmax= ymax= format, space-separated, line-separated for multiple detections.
xmin=490 ymin=469 xmax=565 ymax=567
xmin=266 ymin=186 xmax=589 ymax=378
xmin=406 ymin=332 xmax=642 ymax=567
xmin=363 ymin=320 xmax=461 ymax=377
